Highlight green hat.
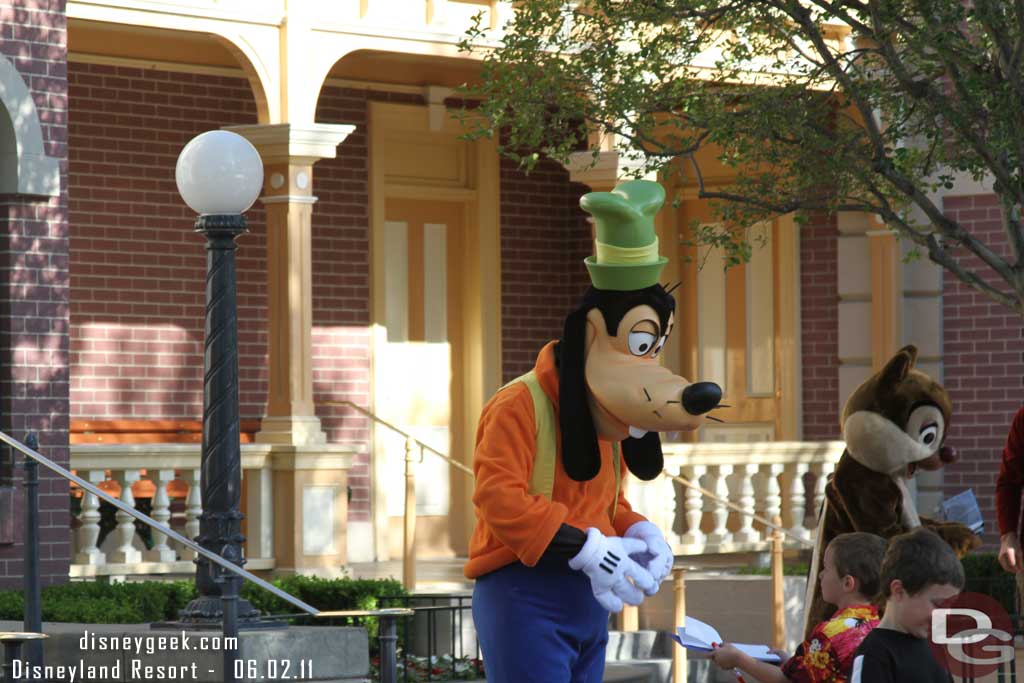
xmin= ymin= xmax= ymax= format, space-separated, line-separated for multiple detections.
xmin=580 ymin=180 xmax=668 ymax=291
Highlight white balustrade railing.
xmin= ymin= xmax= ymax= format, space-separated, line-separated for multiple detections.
xmin=630 ymin=440 xmax=846 ymax=555
xmin=68 ymin=444 xmax=277 ymax=579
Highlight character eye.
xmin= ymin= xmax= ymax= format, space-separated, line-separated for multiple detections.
xmin=906 ymin=405 xmax=944 ymax=450
xmin=628 ymin=331 xmax=658 ymax=357
xmin=650 ymin=335 xmax=667 ymax=359
xmin=920 ymin=423 xmax=938 ymax=445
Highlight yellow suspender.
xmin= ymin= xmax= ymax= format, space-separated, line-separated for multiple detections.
xmin=502 ymin=370 xmax=621 ymax=523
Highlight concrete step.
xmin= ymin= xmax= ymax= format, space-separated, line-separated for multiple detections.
xmin=604 ymin=660 xmax=666 ymax=683
xmin=606 ymin=630 xmax=674 ymax=660
xmin=604 ymin=658 xmax=672 ymax=683
xmin=605 ymin=631 xmax=747 ymax=683
xmin=604 ymin=657 xmax=736 ymax=683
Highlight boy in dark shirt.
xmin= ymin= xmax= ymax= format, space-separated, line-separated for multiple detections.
xmin=851 ymin=528 xmax=965 ymax=683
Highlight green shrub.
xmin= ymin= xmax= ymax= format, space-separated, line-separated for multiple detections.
xmin=0 ymin=590 xmax=23 ymax=619
xmin=241 ymin=574 xmax=406 ymax=619
xmin=960 ymin=552 xmax=1017 ymax=618
xmin=0 ymin=576 xmax=407 ymax=626
xmin=241 ymin=574 xmax=408 ymax=648
xmin=736 ymin=562 xmax=810 ymax=577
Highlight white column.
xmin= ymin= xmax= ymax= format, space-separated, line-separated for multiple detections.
xmin=811 ymin=461 xmax=836 ymax=529
xmin=679 ymin=465 xmax=707 ymax=548
xmin=656 ymin=468 xmax=677 ymax=543
xmin=74 ymin=469 xmax=107 ymax=566
xmin=145 ymin=469 xmax=177 ymax=562
xmin=181 ymin=468 xmax=202 ymax=561
xmin=108 ymin=470 xmax=141 ymax=564
xmin=758 ymin=463 xmax=784 ymax=541
xmin=705 ymin=465 xmax=733 ymax=546
xmin=786 ymin=462 xmax=811 ymax=540
xmin=733 ymin=464 xmax=760 ymax=544
xmin=244 ymin=465 xmax=274 ymax=560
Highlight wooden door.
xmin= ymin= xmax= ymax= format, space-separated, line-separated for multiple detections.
xmin=376 ymin=198 xmax=465 ymax=550
xmin=677 ymin=199 xmax=782 ymax=442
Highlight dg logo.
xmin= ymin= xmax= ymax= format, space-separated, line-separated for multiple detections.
xmin=929 ymin=591 xmax=1015 ymax=678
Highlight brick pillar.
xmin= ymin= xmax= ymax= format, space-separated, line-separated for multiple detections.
xmin=0 ymin=0 xmax=70 ymax=588
xmin=800 ymin=212 xmax=840 ymax=441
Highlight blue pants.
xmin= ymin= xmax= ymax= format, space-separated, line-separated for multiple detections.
xmin=472 ymin=557 xmax=609 ymax=682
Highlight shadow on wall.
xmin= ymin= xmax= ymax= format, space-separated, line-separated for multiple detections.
xmin=65 ymin=61 xmax=264 ymax=422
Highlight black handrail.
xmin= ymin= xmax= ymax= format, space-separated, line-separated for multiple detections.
xmin=5 ymin=430 xmax=414 ymax=683
xmin=0 ymin=430 xmax=318 ymax=615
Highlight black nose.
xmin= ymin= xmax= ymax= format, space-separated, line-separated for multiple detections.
xmin=681 ymin=382 xmax=723 ymax=415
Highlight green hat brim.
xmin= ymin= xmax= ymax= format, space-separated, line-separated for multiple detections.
xmin=585 ymin=256 xmax=668 ymax=291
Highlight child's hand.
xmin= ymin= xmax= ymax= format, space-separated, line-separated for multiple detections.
xmin=710 ymin=643 xmax=744 ymax=670
xmin=768 ymin=648 xmax=790 ymax=666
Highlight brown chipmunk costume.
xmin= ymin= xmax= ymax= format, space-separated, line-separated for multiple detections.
xmin=802 ymin=345 xmax=980 ymax=637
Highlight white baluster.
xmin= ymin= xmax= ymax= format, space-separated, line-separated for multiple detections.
xmin=759 ymin=463 xmax=784 ymax=542
xmin=658 ymin=467 xmax=678 ymax=545
xmin=74 ymin=469 xmax=107 ymax=566
xmin=181 ymin=468 xmax=202 ymax=560
xmin=811 ymin=461 xmax=835 ymax=530
xmin=679 ymin=464 xmax=706 ymax=548
xmin=733 ymin=464 xmax=759 ymax=544
xmin=786 ymin=462 xmax=811 ymax=541
xmin=705 ymin=464 xmax=733 ymax=547
xmin=145 ymin=469 xmax=177 ymax=562
xmin=245 ymin=466 xmax=274 ymax=561
xmin=108 ymin=470 xmax=141 ymax=564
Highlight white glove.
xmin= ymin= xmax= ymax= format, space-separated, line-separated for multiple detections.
xmin=568 ymin=527 xmax=656 ymax=612
xmin=624 ymin=521 xmax=673 ymax=594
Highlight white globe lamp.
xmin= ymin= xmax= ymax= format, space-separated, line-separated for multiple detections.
xmin=175 ymin=130 xmax=263 ymax=215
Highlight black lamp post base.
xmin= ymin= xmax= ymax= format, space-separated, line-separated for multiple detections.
xmin=152 ymin=596 xmax=284 ymax=631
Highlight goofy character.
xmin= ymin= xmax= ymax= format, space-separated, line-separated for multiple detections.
xmin=465 ymin=180 xmax=723 ymax=682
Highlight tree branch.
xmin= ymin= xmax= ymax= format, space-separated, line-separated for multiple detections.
xmin=869 ymin=193 xmax=1023 ymax=313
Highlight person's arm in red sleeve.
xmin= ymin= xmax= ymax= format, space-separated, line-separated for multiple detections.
xmin=471 ymin=385 xmax=570 ymax=566
xmin=997 ymin=408 xmax=1024 ymax=572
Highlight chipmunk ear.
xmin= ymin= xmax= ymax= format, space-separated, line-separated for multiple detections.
xmin=879 ymin=345 xmax=918 ymax=390
xmin=621 ymin=432 xmax=664 ymax=481
xmin=559 ymin=305 xmax=601 ymax=482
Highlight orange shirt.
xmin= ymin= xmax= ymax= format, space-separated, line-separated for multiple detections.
xmin=464 ymin=341 xmax=647 ymax=579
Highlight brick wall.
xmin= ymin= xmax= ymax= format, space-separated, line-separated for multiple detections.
xmin=500 ymin=156 xmax=593 ymax=381
xmin=0 ymin=0 xmax=69 ymax=588
xmin=68 ymin=62 xmax=266 ymax=419
xmin=940 ymin=194 xmax=1024 ymax=549
xmin=66 ymin=66 xmax=615 ymax=531
xmin=800 ymin=212 xmax=841 ymax=441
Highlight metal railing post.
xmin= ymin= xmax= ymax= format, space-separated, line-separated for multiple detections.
xmin=379 ymin=614 xmax=400 ymax=683
xmin=770 ymin=515 xmax=785 ymax=650
xmin=0 ymin=633 xmax=48 ymax=682
xmin=22 ymin=432 xmax=42 ymax=671
xmin=403 ymin=437 xmax=417 ymax=591
xmin=218 ymin=568 xmax=241 ymax=683
xmin=672 ymin=568 xmax=686 ymax=683
xmin=1 ymin=639 xmax=21 ymax=681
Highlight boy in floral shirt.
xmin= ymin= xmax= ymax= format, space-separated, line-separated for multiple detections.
xmin=711 ymin=532 xmax=886 ymax=683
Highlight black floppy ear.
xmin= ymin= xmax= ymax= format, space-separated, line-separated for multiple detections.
xmin=621 ymin=432 xmax=664 ymax=481
xmin=559 ymin=306 xmax=601 ymax=482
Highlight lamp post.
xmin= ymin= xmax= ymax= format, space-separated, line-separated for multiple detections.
xmin=174 ymin=130 xmax=263 ymax=626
